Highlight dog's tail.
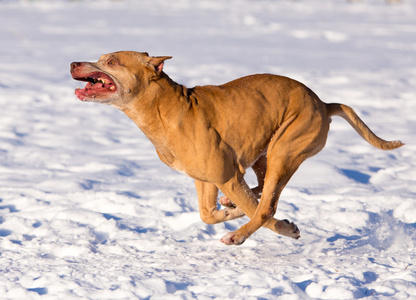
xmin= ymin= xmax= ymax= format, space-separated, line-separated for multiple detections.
xmin=326 ymin=103 xmax=404 ymax=150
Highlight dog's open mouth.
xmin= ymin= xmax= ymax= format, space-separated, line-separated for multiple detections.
xmin=73 ymin=72 xmax=117 ymax=101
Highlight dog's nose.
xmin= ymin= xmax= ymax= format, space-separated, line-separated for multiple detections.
xmin=70 ymin=62 xmax=81 ymax=72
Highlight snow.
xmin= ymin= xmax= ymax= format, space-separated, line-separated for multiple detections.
xmin=0 ymin=0 xmax=415 ymax=298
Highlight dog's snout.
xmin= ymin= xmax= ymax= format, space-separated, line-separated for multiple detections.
xmin=70 ymin=62 xmax=82 ymax=72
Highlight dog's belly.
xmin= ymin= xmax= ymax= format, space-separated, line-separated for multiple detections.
xmin=156 ymin=136 xmax=268 ymax=185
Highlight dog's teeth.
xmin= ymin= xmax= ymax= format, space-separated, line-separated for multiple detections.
xmin=110 ymin=86 xmax=115 ymax=90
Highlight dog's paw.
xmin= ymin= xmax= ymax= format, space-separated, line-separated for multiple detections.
xmin=290 ymin=221 xmax=301 ymax=239
xmin=284 ymin=219 xmax=301 ymax=239
xmin=276 ymin=219 xmax=301 ymax=239
xmin=220 ymin=197 xmax=245 ymax=221
xmin=219 ymin=196 xmax=236 ymax=208
xmin=220 ymin=232 xmax=246 ymax=245
xmin=224 ymin=206 xmax=245 ymax=220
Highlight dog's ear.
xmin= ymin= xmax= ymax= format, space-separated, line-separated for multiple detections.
xmin=148 ymin=56 xmax=172 ymax=75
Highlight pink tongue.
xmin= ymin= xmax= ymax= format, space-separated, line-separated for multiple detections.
xmin=75 ymin=80 xmax=114 ymax=101
xmin=86 ymin=82 xmax=105 ymax=90
xmin=77 ymin=83 xmax=104 ymax=97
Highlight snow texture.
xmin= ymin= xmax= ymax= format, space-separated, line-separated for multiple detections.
xmin=0 ymin=0 xmax=415 ymax=299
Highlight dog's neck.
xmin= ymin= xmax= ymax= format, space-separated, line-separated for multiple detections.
xmin=122 ymin=73 xmax=188 ymax=126
xmin=121 ymin=73 xmax=191 ymax=163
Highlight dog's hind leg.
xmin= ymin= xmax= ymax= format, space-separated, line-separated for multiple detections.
xmin=218 ymin=112 xmax=329 ymax=245
xmin=195 ymin=180 xmax=245 ymax=224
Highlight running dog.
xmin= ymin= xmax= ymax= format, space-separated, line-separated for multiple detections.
xmin=71 ymin=51 xmax=403 ymax=245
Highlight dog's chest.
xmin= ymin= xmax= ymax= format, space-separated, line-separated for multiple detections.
xmin=155 ymin=146 xmax=187 ymax=173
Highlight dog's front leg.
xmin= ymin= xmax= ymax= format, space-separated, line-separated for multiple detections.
xmin=195 ymin=180 xmax=245 ymax=225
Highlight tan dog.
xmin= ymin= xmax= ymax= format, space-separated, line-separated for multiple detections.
xmin=70 ymin=51 xmax=403 ymax=245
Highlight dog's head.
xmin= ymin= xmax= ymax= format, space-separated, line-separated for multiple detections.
xmin=70 ymin=51 xmax=172 ymax=107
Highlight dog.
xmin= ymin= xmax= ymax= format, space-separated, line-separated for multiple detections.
xmin=70 ymin=51 xmax=403 ymax=245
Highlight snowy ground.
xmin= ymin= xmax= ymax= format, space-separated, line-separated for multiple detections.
xmin=0 ymin=0 xmax=415 ymax=299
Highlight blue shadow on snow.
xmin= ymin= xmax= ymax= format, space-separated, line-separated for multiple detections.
xmin=27 ymin=288 xmax=48 ymax=296
xmin=327 ymin=234 xmax=361 ymax=242
xmin=102 ymin=213 xmax=122 ymax=221
xmin=340 ymin=169 xmax=370 ymax=184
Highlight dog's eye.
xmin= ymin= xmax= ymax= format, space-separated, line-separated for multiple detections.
xmin=108 ymin=59 xmax=116 ymax=66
